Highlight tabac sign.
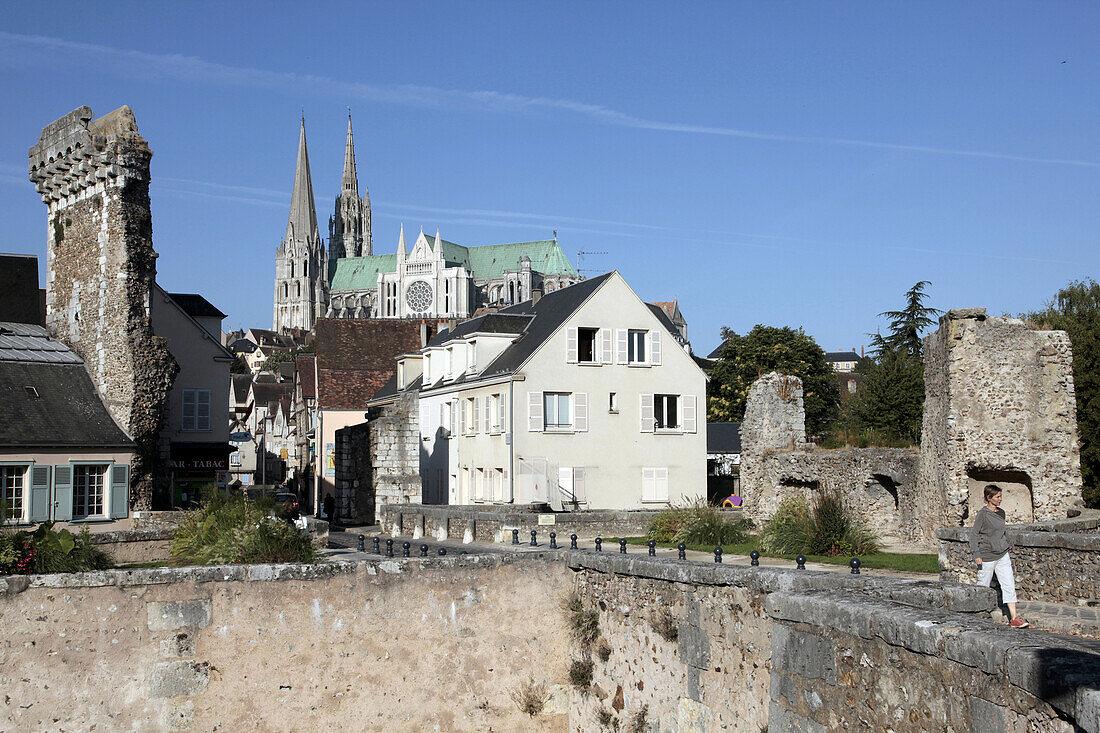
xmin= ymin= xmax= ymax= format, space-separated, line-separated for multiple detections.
xmin=169 ymin=442 xmax=231 ymax=471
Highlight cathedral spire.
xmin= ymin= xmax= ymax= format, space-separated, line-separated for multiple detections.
xmin=287 ymin=118 xmax=319 ymax=244
xmin=341 ymin=114 xmax=358 ymax=195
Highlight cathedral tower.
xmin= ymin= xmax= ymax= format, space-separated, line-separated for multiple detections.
xmin=328 ymin=114 xmax=371 ymax=261
xmin=274 ymin=118 xmax=328 ymax=332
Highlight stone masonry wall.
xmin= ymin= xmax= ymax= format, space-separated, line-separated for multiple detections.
xmin=740 ymin=372 xmax=923 ymax=543
xmin=370 ymin=391 xmax=421 ymax=513
xmin=0 ymin=554 xmax=573 ymax=732
xmin=918 ymin=308 xmax=1082 ymax=540
xmin=28 ymin=106 xmax=178 ymax=507
xmin=334 ymin=421 xmax=372 ymax=524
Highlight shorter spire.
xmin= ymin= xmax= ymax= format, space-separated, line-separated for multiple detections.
xmin=397 ymin=223 xmax=406 ymax=254
xmin=341 ymin=114 xmax=358 ymax=194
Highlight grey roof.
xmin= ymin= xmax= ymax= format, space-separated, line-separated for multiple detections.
xmin=0 ymin=360 xmax=133 ymax=448
xmin=231 ymin=374 xmax=252 ymax=403
xmin=0 ymin=322 xmax=82 ymax=364
xmin=707 ymin=422 xmax=742 ymax=454
xmin=647 ymin=303 xmax=686 ymax=345
xmin=167 ymin=292 xmax=227 ymax=319
xmin=369 ymin=372 xmax=422 ymax=403
xmin=825 ymin=351 xmax=861 ymax=361
xmin=423 ymin=312 xmax=533 ymax=348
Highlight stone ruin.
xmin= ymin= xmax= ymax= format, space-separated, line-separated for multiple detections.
xmin=28 ymin=106 xmax=178 ymax=508
xmin=740 ymin=307 xmax=1084 ymax=545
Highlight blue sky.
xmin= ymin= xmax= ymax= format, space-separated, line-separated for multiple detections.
xmin=1 ymin=2 xmax=1097 ymax=355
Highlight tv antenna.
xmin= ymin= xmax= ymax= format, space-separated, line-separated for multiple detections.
xmin=576 ymin=250 xmax=608 ymax=275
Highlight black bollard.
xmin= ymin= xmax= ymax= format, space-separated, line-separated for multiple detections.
xmin=402 ymin=541 xmax=410 ymax=557
xmin=750 ymin=550 xmax=760 ymax=567
xmin=796 ymin=555 xmax=806 ymax=570
xmin=357 ymin=534 xmax=365 ymax=552
xmin=420 ymin=544 xmax=429 ymax=557
xmin=648 ymin=540 xmax=656 ymax=556
xmin=850 ymin=557 xmax=861 ymax=575
xmin=386 ymin=539 xmax=394 ymax=558
xmin=372 ymin=537 xmax=380 ymax=555
xmin=512 ymin=529 xmax=520 ymax=545
xmin=619 ymin=538 xmax=627 ymax=554
xmin=714 ymin=547 xmax=723 ymax=563
xmin=595 ymin=537 xmax=602 ymax=552
xmin=460 ymin=550 xmax=468 ymax=555
xmin=678 ymin=543 xmax=686 ymax=560
xmin=549 ymin=531 xmax=558 ymax=549
xmin=530 ymin=530 xmax=538 ymax=547
xmin=438 ymin=548 xmax=447 ymax=556
xmin=570 ymin=534 xmax=578 ymax=550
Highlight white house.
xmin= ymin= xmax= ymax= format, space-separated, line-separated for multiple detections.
xmin=377 ymin=271 xmax=707 ymax=510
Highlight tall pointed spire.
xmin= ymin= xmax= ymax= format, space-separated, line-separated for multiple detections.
xmin=341 ymin=114 xmax=358 ymax=195
xmin=286 ymin=117 xmax=319 ymax=243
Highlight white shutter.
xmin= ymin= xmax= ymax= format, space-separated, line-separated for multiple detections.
xmin=182 ymin=390 xmax=196 ymax=431
xmin=642 ymin=467 xmax=655 ymax=502
xmin=528 ymin=392 xmax=543 ymax=432
xmin=498 ymin=393 xmax=507 ymax=432
xmin=573 ymin=468 xmax=586 ymax=503
xmin=655 ymin=467 xmax=669 ymax=501
xmin=566 ymin=327 xmax=578 ymax=364
xmin=460 ymin=399 xmax=467 ymax=435
xmin=683 ymin=395 xmax=697 ymax=433
xmin=649 ymin=330 xmax=662 ymax=366
xmin=197 ymin=390 xmax=211 ymax=431
xmin=473 ymin=397 xmax=481 ymax=433
xmin=484 ymin=397 xmax=492 ymax=432
xmin=616 ymin=329 xmax=628 ymax=364
xmin=450 ymin=400 xmax=457 ymax=436
xmin=439 ymin=403 xmax=446 ymax=433
xmin=600 ymin=328 xmax=613 ymax=364
xmin=558 ymin=466 xmax=574 ymax=504
xmin=640 ymin=394 xmax=655 ymax=432
xmin=574 ymin=392 xmax=588 ymax=432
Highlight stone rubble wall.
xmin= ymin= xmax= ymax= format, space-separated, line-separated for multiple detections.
xmin=369 ymin=392 xmax=421 ymax=515
xmin=0 ymin=554 xmax=572 ymax=733
xmin=28 ymin=105 xmax=178 ymax=507
xmin=937 ymin=513 xmax=1100 ymax=604
xmin=918 ymin=308 xmax=1083 ymax=540
xmin=334 ymin=421 xmax=372 ymax=524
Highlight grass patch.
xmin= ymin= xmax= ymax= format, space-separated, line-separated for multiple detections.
xmin=647 ymin=500 xmax=753 ymax=546
xmin=569 ymin=656 xmax=594 ymax=691
xmin=115 ymin=560 xmax=174 ymax=569
xmin=170 ymin=495 xmax=315 ymax=566
xmin=624 ymin=537 xmax=938 ymax=573
xmin=563 ymin=592 xmax=600 ymax=647
xmin=509 ymin=677 xmax=549 ymax=717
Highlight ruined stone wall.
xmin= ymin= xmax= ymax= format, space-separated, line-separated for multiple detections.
xmin=28 ymin=106 xmax=178 ymax=508
xmin=0 ymin=554 xmax=573 ymax=733
xmin=369 ymin=391 xmax=421 ymax=512
xmin=740 ymin=372 xmax=922 ymax=543
xmin=334 ymin=421 xmax=372 ymax=524
xmin=918 ymin=308 xmax=1082 ymax=540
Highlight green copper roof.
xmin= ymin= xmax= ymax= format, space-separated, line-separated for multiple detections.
xmin=329 ymin=254 xmax=397 ymax=291
xmin=329 ymin=239 xmax=578 ymax=292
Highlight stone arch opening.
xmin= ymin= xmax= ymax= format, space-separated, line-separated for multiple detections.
xmin=966 ymin=467 xmax=1034 ymax=523
xmin=865 ymin=473 xmax=902 ymax=538
xmin=779 ymin=477 xmax=820 ymax=491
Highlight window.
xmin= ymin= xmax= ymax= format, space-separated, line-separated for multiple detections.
xmin=230 ymin=452 xmax=242 ymax=467
xmin=1 ymin=465 xmax=27 ymax=522
xmin=466 ymin=397 xmax=476 ymax=434
xmin=628 ymin=330 xmax=646 ymax=364
xmin=642 ymin=467 xmax=669 ymax=502
xmin=468 ymin=341 xmax=477 ymax=370
xmin=578 ymin=328 xmax=598 ymax=363
xmin=544 ymin=392 xmax=571 ymax=429
xmin=609 ymin=392 xmax=618 ymax=413
xmin=182 ymin=389 xmax=212 ymax=431
xmin=447 ymin=348 xmax=455 ymax=378
xmin=655 ymin=394 xmax=679 ymax=429
xmin=73 ymin=464 xmax=107 ymax=518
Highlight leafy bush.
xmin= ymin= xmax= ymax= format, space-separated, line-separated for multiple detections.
xmin=761 ymin=493 xmax=880 ymax=557
xmin=0 ymin=522 xmax=113 ymax=575
xmin=647 ymin=501 xmax=753 ymax=546
xmin=170 ymin=495 xmax=315 ymax=566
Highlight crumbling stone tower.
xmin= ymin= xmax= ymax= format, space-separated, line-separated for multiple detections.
xmin=28 ymin=105 xmax=178 ymax=509
xmin=917 ymin=308 xmax=1082 ymax=538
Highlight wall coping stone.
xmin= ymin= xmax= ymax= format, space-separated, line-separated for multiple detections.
xmin=380 ymin=503 xmax=665 ymax=522
xmin=937 ymin=526 xmax=1100 ymax=551
xmin=89 ymin=528 xmax=174 ymax=544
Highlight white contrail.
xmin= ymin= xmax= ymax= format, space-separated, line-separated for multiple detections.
xmin=1 ymin=31 xmax=1096 ymax=168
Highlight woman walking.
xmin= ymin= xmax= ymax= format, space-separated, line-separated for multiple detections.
xmin=971 ymin=484 xmax=1028 ymax=628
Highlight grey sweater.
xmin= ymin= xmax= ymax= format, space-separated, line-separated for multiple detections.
xmin=970 ymin=506 xmax=1010 ymax=562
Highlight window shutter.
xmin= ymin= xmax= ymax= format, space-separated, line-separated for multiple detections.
xmin=655 ymin=467 xmax=669 ymax=501
xmin=600 ymin=328 xmax=613 ymax=364
xmin=640 ymin=394 xmax=655 ymax=432
xmin=450 ymin=401 xmax=457 ymax=436
xmin=473 ymin=397 xmax=481 ymax=433
xmin=29 ymin=465 xmax=51 ymax=522
xmin=439 ymin=403 xmax=446 ymax=433
xmin=52 ymin=465 xmax=73 ymax=521
xmin=574 ymin=392 xmax=588 ymax=432
xmin=182 ymin=390 xmax=196 ymax=431
xmin=642 ymin=467 xmax=655 ymax=502
xmin=528 ymin=392 xmax=543 ymax=432
xmin=498 ymin=393 xmax=507 ymax=432
xmin=459 ymin=399 xmax=466 ymax=435
xmin=616 ymin=329 xmax=628 ymax=364
xmin=683 ymin=395 xmax=697 ymax=433
xmin=198 ymin=391 xmax=211 ymax=431
xmin=484 ymin=397 xmax=491 ymax=432
xmin=566 ymin=327 xmax=578 ymax=364
xmin=109 ymin=464 xmax=129 ymax=519
xmin=649 ymin=330 xmax=662 ymax=365
xmin=573 ymin=468 xmax=586 ymax=503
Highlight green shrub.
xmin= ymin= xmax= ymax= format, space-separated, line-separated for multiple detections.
xmin=170 ymin=495 xmax=315 ymax=566
xmin=0 ymin=522 xmax=113 ymax=575
xmin=569 ymin=656 xmax=594 ymax=690
xmin=647 ymin=500 xmax=753 ymax=546
xmin=761 ymin=493 xmax=880 ymax=557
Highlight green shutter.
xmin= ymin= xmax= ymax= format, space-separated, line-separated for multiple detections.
xmin=109 ymin=464 xmax=129 ymax=519
xmin=29 ymin=465 xmax=51 ymax=522
xmin=52 ymin=465 xmax=73 ymax=521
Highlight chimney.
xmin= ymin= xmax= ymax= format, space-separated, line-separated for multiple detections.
xmin=531 ymin=286 xmax=543 ymax=305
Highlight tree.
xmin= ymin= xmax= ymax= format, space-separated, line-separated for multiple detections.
xmin=871 ymin=280 xmax=941 ymax=358
xmin=1024 ymin=279 xmax=1100 ymax=508
xmin=852 ymin=347 xmax=924 ymax=444
xmin=706 ymin=325 xmax=839 ymax=437
xmin=230 ymin=354 xmax=250 ymax=374
xmin=261 ymin=344 xmax=315 ymax=372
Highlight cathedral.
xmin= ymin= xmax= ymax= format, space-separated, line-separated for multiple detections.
xmin=272 ymin=117 xmax=580 ymax=333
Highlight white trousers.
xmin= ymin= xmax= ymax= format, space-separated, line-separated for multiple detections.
xmin=976 ymin=553 xmax=1017 ymax=604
